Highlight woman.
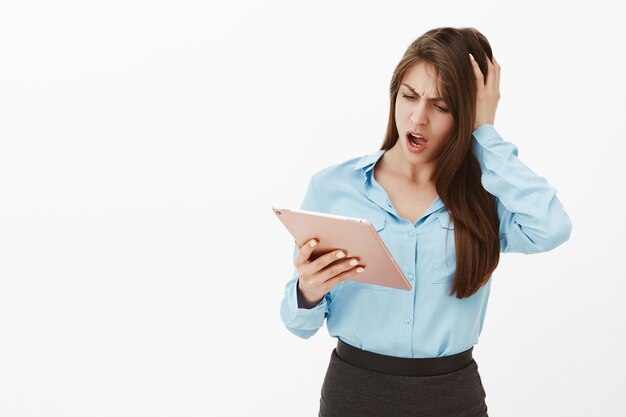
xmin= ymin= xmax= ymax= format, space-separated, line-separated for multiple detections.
xmin=279 ymin=27 xmax=572 ymax=417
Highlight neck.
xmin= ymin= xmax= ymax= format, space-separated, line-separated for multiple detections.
xmin=382 ymin=144 xmax=436 ymax=186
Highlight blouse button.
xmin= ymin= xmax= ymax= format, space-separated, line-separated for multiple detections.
xmin=408 ymin=274 xmax=413 ymax=281
xmin=404 ymin=316 xmax=411 ymax=324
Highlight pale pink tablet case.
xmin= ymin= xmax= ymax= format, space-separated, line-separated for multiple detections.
xmin=272 ymin=206 xmax=412 ymax=290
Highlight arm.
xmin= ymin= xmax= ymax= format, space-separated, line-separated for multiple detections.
xmin=279 ymin=175 xmax=330 ymax=339
xmin=471 ymin=124 xmax=573 ymax=254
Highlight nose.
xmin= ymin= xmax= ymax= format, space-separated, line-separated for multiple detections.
xmin=410 ymin=101 xmax=429 ymax=126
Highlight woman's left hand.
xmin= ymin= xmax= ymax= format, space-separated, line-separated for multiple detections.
xmin=469 ymin=53 xmax=500 ymax=131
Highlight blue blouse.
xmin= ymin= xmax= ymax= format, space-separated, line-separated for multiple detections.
xmin=279 ymin=124 xmax=572 ymax=358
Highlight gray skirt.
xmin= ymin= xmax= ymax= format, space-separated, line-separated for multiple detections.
xmin=319 ymin=348 xmax=489 ymax=417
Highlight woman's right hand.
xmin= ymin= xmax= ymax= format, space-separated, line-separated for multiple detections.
xmin=294 ymin=238 xmax=365 ymax=308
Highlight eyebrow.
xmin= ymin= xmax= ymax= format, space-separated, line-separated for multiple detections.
xmin=401 ymin=83 xmax=444 ymax=101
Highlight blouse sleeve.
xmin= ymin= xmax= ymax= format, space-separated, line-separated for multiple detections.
xmin=471 ymin=124 xmax=573 ymax=254
xmin=279 ymin=174 xmax=331 ymax=339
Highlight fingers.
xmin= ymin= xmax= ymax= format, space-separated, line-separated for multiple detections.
xmin=320 ymin=257 xmax=365 ymax=289
xmin=469 ymin=53 xmax=484 ymax=85
xmin=485 ymin=55 xmax=500 ymax=99
xmin=469 ymin=53 xmax=500 ymax=92
xmin=485 ymin=55 xmax=497 ymax=89
xmin=294 ymin=238 xmax=365 ymax=290
xmin=493 ymin=56 xmax=500 ymax=89
xmin=321 ymin=264 xmax=366 ymax=292
xmin=295 ymin=238 xmax=318 ymax=266
xmin=312 ymin=248 xmax=349 ymax=272
xmin=294 ymin=239 xmax=353 ymax=275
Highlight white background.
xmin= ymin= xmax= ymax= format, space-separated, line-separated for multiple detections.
xmin=1 ymin=1 xmax=624 ymax=416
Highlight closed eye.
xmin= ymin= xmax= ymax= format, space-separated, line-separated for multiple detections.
xmin=401 ymin=94 xmax=449 ymax=113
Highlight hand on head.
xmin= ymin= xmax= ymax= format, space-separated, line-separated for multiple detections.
xmin=469 ymin=53 xmax=501 ymax=131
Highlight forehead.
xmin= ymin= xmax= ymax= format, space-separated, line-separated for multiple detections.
xmin=401 ymin=62 xmax=441 ymax=95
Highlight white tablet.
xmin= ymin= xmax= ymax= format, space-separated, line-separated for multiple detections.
xmin=272 ymin=206 xmax=412 ymax=290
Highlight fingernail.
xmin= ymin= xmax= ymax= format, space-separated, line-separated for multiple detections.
xmin=469 ymin=53 xmax=475 ymax=61
xmin=336 ymin=251 xmax=345 ymax=258
xmin=349 ymin=259 xmax=358 ymax=266
xmin=356 ymin=267 xmax=364 ymax=273
xmin=310 ymin=240 xmax=317 ymax=247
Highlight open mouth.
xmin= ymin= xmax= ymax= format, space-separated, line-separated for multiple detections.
xmin=406 ymin=132 xmax=427 ymax=150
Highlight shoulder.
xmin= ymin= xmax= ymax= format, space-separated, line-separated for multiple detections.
xmin=309 ymin=153 xmax=371 ymax=184
xmin=302 ymin=151 xmax=381 ymax=212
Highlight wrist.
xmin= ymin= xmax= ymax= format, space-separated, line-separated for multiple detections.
xmin=473 ymin=122 xmax=494 ymax=131
xmin=297 ymin=281 xmax=323 ymax=309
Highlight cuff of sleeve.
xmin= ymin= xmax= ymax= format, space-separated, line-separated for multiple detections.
xmin=472 ymin=124 xmax=501 ymax=144
xmin=471 ymin=124 xmax=501 ymax=160
xmin=283 ymin=279 xmax=327 ymax=328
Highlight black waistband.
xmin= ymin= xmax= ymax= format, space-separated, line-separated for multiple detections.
xmin=335 ymin=339 xmax=474 ymax=377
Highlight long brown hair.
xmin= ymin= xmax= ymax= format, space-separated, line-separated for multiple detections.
xmin=381 ymin=27 xmax=500 ymax=299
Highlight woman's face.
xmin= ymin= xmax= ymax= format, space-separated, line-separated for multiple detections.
xmin=394 ymin=62 xmax=455 ymax=165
